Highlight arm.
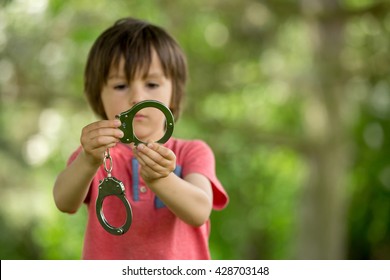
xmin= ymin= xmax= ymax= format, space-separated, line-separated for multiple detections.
xmin=53 ymin=151 xmax=98 ymax=213
xmin=134 ymin=143 xmax=213 ymax=227
xmin=53 ymin=119 xmax=123 ymax=213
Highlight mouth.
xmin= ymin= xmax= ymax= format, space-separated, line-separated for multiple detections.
xmin=134 ymin=114 xmax=146 ymax=120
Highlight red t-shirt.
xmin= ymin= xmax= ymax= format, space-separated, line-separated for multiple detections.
xmin=67 ymin=138 xmax=228 ymax=259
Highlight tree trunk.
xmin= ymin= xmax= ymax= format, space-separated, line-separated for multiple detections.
xmin=295 ymin=0 xmax=350 ymax=259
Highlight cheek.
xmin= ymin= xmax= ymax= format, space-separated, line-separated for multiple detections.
xmin=158 ymin=82 xmax=173 ymax=107
xmin=101 ymin=97 xmax=118 ymax=119
xmin=101 ymin=96 xmax=111 ymax=117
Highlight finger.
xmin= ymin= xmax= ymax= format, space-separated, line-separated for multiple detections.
xmin=134 ymin=146 xmax=163 ymax=171
xmin=85 ymin=143 xmax=116 ymax=164
xmin=133 ymin=149 xmax=147 ymax=167
xmin=81 ymin=120 xmax=122 ymax=144
xmin=81 ymin=119 xmax=123 ymax=147
xmin=139 ymin=166 xmax=161 ymax=181
xmin=91 ymin=135 xmax=121 ymax=148
xmin=138 ymin=159 xmax=170 ymax=180
xmin=83 ymin=136 xmax=120 ymax=154
xmin=89 ymin=127 xmax=124 ymax=140
xmin=136 ymin=144 xmax=166 ymax=165
xmin=82 ymin=119 xmax=121 ymax=134
xmin=90 ymin=146 xmax=110 ymax=160
xmin=136 ymin=145 xmax=175 ymax=173
xmin=146 ymin=143 xmax=176 ymax=160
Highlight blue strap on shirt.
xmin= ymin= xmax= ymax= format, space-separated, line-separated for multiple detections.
xmin=131 ymin=158 xmax=182 ymax=208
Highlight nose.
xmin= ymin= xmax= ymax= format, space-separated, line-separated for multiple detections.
xmin=129 ymin=84 xmax=144 ymax=106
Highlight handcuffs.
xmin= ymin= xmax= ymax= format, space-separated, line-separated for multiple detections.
xmin=95 ymin=150 xmax=132 ymax=235
xmin=95 ymin=100 xmax=175 ymax=235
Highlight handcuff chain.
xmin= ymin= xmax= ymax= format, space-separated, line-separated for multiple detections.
xmin=103 ymin=149 xmax=113 ymax=177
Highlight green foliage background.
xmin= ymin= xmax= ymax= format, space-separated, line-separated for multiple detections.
xmin=0 ymin=0 xmax=389 ymax=259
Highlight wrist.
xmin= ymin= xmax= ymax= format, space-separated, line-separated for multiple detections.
xmin=145 ymin=172 xmax=174 ymax=189
xmin=79 ymin=149 xmax=102 ymax=170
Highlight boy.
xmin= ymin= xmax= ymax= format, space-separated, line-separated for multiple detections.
xmin=53 ymin=17 xmax=228 ymax=259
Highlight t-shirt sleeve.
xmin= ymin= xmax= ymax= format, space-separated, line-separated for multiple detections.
xmin=67 ymin=146 xmax=82 ymax=166
xmin=181 ymin=140 xmax=229 ymax=210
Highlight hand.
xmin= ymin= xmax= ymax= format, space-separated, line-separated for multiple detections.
xmin=80 ymin=119 xmax=124 ymax=166
xmin=133 ymin=143 xmax=176 ymax=184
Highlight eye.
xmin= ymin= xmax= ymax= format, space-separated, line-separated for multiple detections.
xmin=114 ymin=84 xmax=128 ymax=90
xmin=146 ymin=82 xmax=159 ymax=89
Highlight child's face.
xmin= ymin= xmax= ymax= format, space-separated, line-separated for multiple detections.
xmin=101 ymin=49 xmax=173 ymax=143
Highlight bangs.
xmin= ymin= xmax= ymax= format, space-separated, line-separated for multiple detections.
xmin=108 ymin=25 xmax=172 ymax=82
xmin=110 ymin=39 xmax=151 ymax=82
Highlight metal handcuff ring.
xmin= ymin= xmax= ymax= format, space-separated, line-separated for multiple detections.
xmin=116 ymin=100 xmax=175 ymax=145
xmin=95 ymin=100 xmax=175 ymax=235
xmin=96 ymin=150 xmax=133 ymax=235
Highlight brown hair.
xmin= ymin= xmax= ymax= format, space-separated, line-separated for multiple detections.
xmin=84 ymin=17 xmax=187 ymax=121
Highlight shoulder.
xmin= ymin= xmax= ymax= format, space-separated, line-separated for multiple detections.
xmin=167 ymin=138 xmax=214 ymax=160
xmin=167 ymin=137 xmax=212 ymax=150
xmin=167 ymin=138 xmax=216 ymax=175
xmin=67 ymin=146 xmax=83 ymax=166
